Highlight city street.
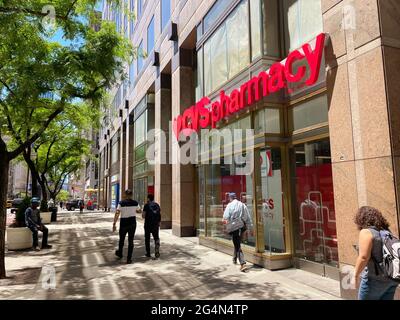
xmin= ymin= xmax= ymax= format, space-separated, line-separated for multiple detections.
xmin=1 ymin=211 xmax=341 ymax=300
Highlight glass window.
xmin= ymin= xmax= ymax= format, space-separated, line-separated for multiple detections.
xmin=111 ymin=139 xmax=119 ymax=164
xmin=210 ymin=24 xmax=228 ymax=93
xmin=203 ymin=0 xmax=232 ymax=35
xmin=137 ymin=0 xmax=142 ymax=19
xmin=137 ymin=41 xmax=144 ymax=73
xmin=195 ymin=48 xmax=203 ymax=102
xmin=135 ymin=111 xmax=147 ymax=147
xmin=147 ymin=16 xmax=155 ymax=53
xmin=255 ymin=108 xmax=281 ymax=134
xmin=290 ymin=139 xmax=338 ymax=267
xmin=161 ymin=0 xmax=171 ymax=30
xmin=256 ymin=147 xmax=286 ymax=253
xmin=203 ymin=0 xmax=249 ymax=95
xmin=250 ymin=0 xmax=262 ymax=60
xmin=130 ymin=0 xmax=135 ymax=35
xmin=129 ymin=62 xmax=135 ymax=86
xmin=226 ymin=0 xmax=249 ymax=79
xmin=204 ymin=156 xmax=255 ymax=247
xmin=291 ymin=95 xmax=328 ymax=132
xmin=283 ymin=0 xmax=323 ymax=52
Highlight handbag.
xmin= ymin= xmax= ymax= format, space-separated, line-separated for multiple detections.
xmin=225 ymin=216 xmax=245 ymax=234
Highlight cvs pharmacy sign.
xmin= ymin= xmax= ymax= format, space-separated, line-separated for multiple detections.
xmin=173 ymin=33 xmax=326 ymax=139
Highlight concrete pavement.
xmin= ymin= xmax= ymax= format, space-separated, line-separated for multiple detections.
xmin=1 ymin=211 xmax=341 ymax=300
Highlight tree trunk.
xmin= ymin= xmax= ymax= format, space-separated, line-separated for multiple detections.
xmin=31 ymin=170 xmax=39 ymax=198
xmin=0 ymin=152 xmax=10 ymax=279
xmin=39 ymin=178 xmax=48 ymax=203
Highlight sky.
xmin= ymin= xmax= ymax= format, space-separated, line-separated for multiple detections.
xmin=49 ymin=1 xmax=103 ymax=47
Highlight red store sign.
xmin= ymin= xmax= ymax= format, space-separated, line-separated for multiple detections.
xmin=173 ymin=33 xmax=326 ymax=140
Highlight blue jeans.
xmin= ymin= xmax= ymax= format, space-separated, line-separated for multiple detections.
xmin=358 ymin=276 xmax=398 ymax=300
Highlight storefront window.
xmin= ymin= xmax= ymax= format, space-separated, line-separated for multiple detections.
xmin=256 ymin=147 xmax=286 ymax=253
xmin=134 ymin=177 xmax=147 ymax=207
xmin=204 ymin=155 xmax=255 ymax=247
xmin=291 ymin=95 xmax=328 ymax=132
xmin=290 ymin=139 xmax=338 ymax=267
xmin=255 ymin=108 xmax=281 ymax=134
xmin=283 ymin=0 xmax=323 ymax=52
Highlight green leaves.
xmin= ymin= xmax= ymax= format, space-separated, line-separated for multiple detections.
xmin=0 ymin=0 xmax=134 ymax=160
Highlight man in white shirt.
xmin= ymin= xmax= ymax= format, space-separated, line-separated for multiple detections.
xmin=113 ymin=189 xmax=141 ymax=264
xmin=223 ymin=193 xmax=252 ymax=271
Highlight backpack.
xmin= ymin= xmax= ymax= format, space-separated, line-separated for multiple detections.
xmin=379 ymin=231 xmax=400 ymax=282
xmin=146 ymin=202 xmax=161 ymax=224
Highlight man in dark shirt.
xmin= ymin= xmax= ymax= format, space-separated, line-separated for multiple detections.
xmin=142 ymin=194 xmax=161 ymax=259
xmin=25 ymin=198 xmax=52 ymax=251
xmin=113 ymin=189 xmax=141 ymax=264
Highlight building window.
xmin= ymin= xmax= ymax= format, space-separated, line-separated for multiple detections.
xmin=203 ymin=0 xmax=232 ymax=35
xmin=195 ymin=47 xmax=203 ymax=102
xmin=290 ymin=139 xmax=338 ymax=267
xmin=111 ymin=137 xmax=120 ymax=164
xmin=130 ymin=0 xmax=135 ymax=35
xmin=147 ymin=16 xmax=155 ymax=53
xmin=255 ymin=108 xmax=281 ymax=134
xmin=135 ymin=111 xmax=147 ymax=147
xmin=250 ymin=0 xmax=261 ymax=60
xmin=202 ymin=0 xmax=249 ymax=95
xmin=290 ymin=95 xmax=328 ymax=133
xmin=129 ymin=62 xmax=135 ymax=87
xmin=137 ymin=0 xmax=142 ymax=19
xmin=283 ymin=0 xmax=323 ymax=52
xmin=137 ymin=41 xmax=144 ymax=73
xmin=161 ymin=0 xmax=171 ymax=30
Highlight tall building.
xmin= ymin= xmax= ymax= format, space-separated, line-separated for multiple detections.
xmin=99 ymin=0 xmax=400 ymax=299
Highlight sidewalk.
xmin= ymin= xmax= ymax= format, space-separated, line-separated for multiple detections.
xmin=1 ymin=211 xmax=341 ymax=300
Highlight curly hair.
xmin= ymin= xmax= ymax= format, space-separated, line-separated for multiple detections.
xmin=354 ymin=206 xmax=390 ymax=231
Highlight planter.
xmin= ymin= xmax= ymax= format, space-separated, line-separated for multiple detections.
xmin=6 ymin=227 xmax=32 ymax=250
xmin=41 ymin=212 xmax=52 ymax=224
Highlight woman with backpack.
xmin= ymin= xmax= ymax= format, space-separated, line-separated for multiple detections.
xmin=354 ymin=206 xmax=399 ymax=300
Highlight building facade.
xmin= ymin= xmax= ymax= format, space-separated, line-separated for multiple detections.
xmin=99 ymin=0 xmax=400 ymax=299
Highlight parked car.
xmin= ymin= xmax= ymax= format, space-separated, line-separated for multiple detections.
xmin=10 ymin=198 xmax=24 ymax=214
xmin=66 ymin=200 xmax=79 ymax=211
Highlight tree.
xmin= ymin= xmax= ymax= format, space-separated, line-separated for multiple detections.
xmin=0 ymin=0 xmax=133 ymax=279
xmin=57 ymin=190 xmax=69 ymax=203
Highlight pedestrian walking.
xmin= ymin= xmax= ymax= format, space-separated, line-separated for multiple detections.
xmin=354 ymin=206 xmax=399 ymax=300
xmin=142 ymin=194 xmax=161 ymax=259
xmin=113 ymin=189 xmax=141 ymax=264
xmin=223 ymin=193 xmax=253 ymax=272
xmin=59 ymin=201 xmax=63 ymax=209
xmin=78 ymin=199 xmax=84 ymax=213
xmin=25 ymin=197 xmax=52 ymax=251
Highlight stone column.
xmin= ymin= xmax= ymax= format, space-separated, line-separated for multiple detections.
xmin=126 ymin=114 xmax=134 ymax=192
xmin=120 ymin=121 xmax=127 ymax=198
xmin=171 ymin=48 xmax=197 ymax=237
xmin=155 ymin=74 xmax=173 ymax=229
xmin=322 ymin=0 xmax=400 ymax=299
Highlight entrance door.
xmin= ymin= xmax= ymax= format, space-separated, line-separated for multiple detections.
xmin=290 ymin=139 xmax=339 ymax=279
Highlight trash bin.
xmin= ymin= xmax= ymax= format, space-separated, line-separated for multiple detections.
xmin=50 ymin=206 xmax=58 ymax=222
